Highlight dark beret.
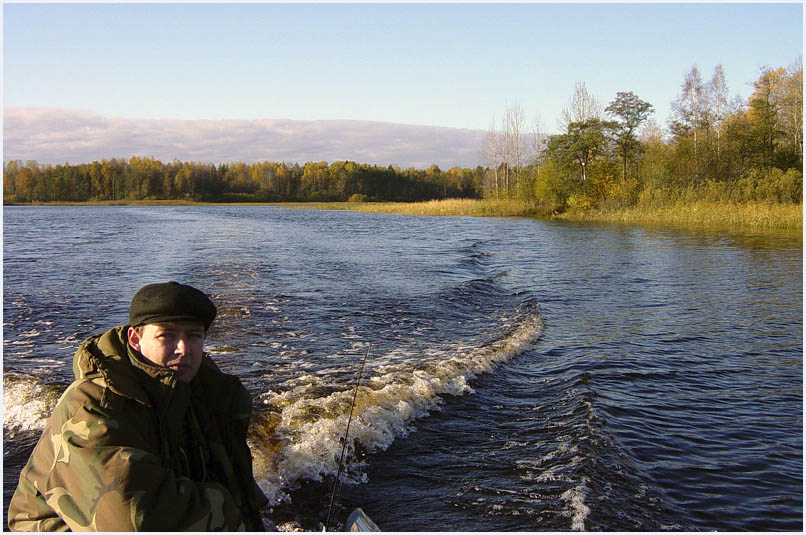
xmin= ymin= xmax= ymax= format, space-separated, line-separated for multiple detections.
xmin=129 ymin=282 xmax=217 ymax=330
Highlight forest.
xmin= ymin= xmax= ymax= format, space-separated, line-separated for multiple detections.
xmin=2 ymin=157 xmax=483 ymax=204
xmin=3 ymin=61 xmax=802 ymax=209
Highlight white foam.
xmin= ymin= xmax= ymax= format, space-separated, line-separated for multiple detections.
xmin=560 ymin=477 xmax=591 ymax=531
xmin=18 ymin=329 xmax=42 ymax=338
xmin=251 ymin=308 xmax=544 ymax=506
xmin=3 ymin=377 xmax=61 ymax=436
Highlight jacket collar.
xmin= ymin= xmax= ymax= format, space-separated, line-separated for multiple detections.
xmin=73 ymin=325 xmax=220 ymax=408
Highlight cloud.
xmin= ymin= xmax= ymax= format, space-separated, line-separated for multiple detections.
xmin=3 ymin=107 xmax=487 ymax=169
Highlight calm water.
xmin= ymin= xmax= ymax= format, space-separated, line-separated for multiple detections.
xmin=3 ymin=206 xmax=802 ymax=531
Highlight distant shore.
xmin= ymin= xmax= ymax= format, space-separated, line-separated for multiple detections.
xmin=5 ymin=198 xmax=802 ymax=233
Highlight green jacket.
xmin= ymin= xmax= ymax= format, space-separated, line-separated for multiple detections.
xmin=8 ymin=326 xmax=268 ymax=531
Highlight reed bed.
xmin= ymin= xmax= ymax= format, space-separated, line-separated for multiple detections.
xmin=342 ymin=198 xmax=801 ymax=232
xmin=562 ymin=201 xmax=803 ymax=232
xmin=348 ymin=198 xmax=539 ymax=217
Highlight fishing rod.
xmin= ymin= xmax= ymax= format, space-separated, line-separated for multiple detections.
xmin=325 ymin=344 xmax=370 ymax=531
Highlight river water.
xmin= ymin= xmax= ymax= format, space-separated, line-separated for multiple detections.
xmin=3 ymin=206 xmax=802 ymax=531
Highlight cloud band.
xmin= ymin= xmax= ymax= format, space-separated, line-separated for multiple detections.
xmin=3 ymin=108 xmax=486 ymax=169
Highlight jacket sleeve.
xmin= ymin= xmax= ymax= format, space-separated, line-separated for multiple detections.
xmin=226 ymin=378 xmax=270 ymax=531
xmin=11 ymin=376 xmax=245 ymax=532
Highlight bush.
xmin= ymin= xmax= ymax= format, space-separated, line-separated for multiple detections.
xmin=598 ymin=176 xmax=642 ymax=209
xmin=566 ymin=194 xmax=593 ymax=210
xmin=533 ymin=161 xmax=568 ymax=211
xmin=347 ymin=193 xmax=368 ymax=203
xmin=735 ymin=168 xmax=803 ymax=203
xmin=780 ymin=169 xmax=803 ymax=203
xmin=733 ymin=175 xmax=757 ymax=203
xmin=698 ymin=180 xmax=731 ymax=203
xmin=636 ymin=186 xmax=669 ymax=208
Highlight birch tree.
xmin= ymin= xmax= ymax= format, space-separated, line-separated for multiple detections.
xmin=559 ymin=81 xmax=602 ymax=131
xmin=531 ymin=112 xmax=548 ymax=167
xmin=481 ymin=119 xmax=502 ymax=196
xmin=669 ymin=65 xmax=707 ymax=179
xmin=670 ymin=65 xmax=706 ymax=151
xmin=781 ymin=60 xmax=803 ymax=165
xmin=503 ymin=99 xmax=529 ymax=190
xmin=708 ymin=64 xmax=729 ymax=160
xmin=482 ymin=99 xmax=532 ymax=196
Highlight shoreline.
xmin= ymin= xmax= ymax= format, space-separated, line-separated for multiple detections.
xmin=5 ymin=198 xmax=802 ymax=234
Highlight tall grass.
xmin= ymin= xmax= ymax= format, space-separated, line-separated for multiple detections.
xmin=341 ymin=198 xmax=801 ymax=232
xmin=349 ymin=198 xmax=540 ymax=217
xmin=337 ymin=198 xmax=800 ymax=231
xmin=562 ymin=201 xmax=803 ymax=231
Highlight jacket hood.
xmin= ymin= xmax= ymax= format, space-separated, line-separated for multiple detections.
xmin=73 ymin=325 xmax=227 ymax=409
xmin=73 ymin=326 xmax=165 ymax=407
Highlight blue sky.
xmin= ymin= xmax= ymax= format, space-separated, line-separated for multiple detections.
xmin=2 ymin=2 xmax=803 ymax=166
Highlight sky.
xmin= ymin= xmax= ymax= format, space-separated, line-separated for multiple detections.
xmin=3 ymin=2 xmax=803 ymax=168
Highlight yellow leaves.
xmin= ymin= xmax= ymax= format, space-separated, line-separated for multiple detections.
xmin=566 ymin=194 xmax=593 ymax=210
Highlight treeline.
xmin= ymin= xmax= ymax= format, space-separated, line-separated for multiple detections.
xmin=4 ymin=61 xmax=802 ymax=210
xmin=3 ymin=159 xmax=485 ymax=204
xmin=482 ymin=61 xmax=802 ymax=210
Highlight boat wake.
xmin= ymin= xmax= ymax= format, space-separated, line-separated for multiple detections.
xmin=2 ymin=374 xmax=68 ymax=438
xmin=249 ymin=301 xmax=544 ymax=507
xmin=2 ymin=301 xmax=545 ymax=523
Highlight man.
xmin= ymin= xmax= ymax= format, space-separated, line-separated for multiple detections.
xmin=8 ymin=282 xmax=268 ymax=531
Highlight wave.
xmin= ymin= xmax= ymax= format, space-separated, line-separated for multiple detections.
xmin=2 ymin=374 xmax=68 ymax=437
xmin=249 ymin=301 xmax=543 ymax=506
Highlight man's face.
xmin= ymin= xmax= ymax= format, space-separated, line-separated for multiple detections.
xmin=127 ymin=321 xmax=205 ymax=383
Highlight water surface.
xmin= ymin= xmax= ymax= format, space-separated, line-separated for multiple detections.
xmin=3 ymin=206 xmax=802 ymax=530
